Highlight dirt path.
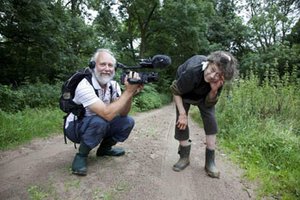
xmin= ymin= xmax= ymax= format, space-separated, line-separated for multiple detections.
xmin=0 ymin=104 xmax=256 ymax=200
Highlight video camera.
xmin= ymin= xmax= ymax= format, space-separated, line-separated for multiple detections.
xmin=117 ymin=55 xmax=171 ymax=84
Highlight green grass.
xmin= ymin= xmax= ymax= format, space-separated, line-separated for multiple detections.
xmin=0 ymin=107 xmax=63 ymax=150
xmin=28 ymin=185 xmax=49 ymax=200
xmin=190 ymin=72 xmax=300 ymax=200
xmin=217 ymin=118 xmax=300 ymax=199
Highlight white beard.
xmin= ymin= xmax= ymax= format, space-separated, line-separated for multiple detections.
xmin=95 ymin=70 xmax=115 ymax=86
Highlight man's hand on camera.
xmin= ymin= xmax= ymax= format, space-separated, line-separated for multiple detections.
xmin=124 ymin=71 xmax=144 ymax=95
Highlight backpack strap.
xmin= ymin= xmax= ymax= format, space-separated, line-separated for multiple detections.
xmin=109 ymin=82 xmax=120 ymax=102
xmin=109 ymin=85 xmax=113 ymax=102
xmin=84 ymin=73 xmax=99 ymax=97
xmin=62 ymin=113 xmax=78 ymax=148
xmin=63 ymin=115 xmax=68 ymax=144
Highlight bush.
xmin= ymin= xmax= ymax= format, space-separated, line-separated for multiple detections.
xmin=240 ymin=44 xmax=300 ymax=81
xmin=0 ymin=85 xmax=26 ymax=112
xmin=19 ymin=82 xmax=61 ymax=108
xmin=132 ymin=85 xmax=162 ymax=111
xmin=0 ymin=82 xmax=61 ymax=112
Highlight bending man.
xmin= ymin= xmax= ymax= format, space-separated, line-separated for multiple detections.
xmin=170 ymin=51 xmax=238 ymax=178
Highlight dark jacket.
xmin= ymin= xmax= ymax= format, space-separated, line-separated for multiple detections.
xmin=170 ymin=55 xmax=222 ymax=107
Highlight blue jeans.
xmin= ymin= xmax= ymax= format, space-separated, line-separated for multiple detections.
xmin=65 ymin=115 xmax=135 ymax=149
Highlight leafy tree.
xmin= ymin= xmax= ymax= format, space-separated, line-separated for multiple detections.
xmin=244 ymin=0 xmax=299 ymax=50
xmin=154 ymin=0 xmax=214 ymax=67
xmin=0 ymin=0 xmax=57 ymax=85
xmin=207 ymin=0 xmax=251 ymax=57
xmin=287 ymin=18 xmax=300 ymax=45
xmin=240 ymin=43 xmax=300 ymax=79
xmin=235 ymin=0 xmax=300 ymax=78
xmin=0 ymin=0 xmax=97 ymax=85
xmin=93 ymin=0 xmax=162 ymax=61
xmin=92 ymin=0 xmax=129 ymax=59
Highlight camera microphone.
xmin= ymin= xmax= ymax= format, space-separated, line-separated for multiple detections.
xmin=116 ymin=54 xmax=171 ymax=70
xmin=118 ymin=54 xmax=171 ymax=84
xmin=151 ymin=55 xmax=172 ymax=68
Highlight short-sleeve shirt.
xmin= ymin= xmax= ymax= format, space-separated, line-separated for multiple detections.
xmin=73 ymin=74 xmax=121 ymax=116
xmin=65 ymin=74 xmax=121 ymax=128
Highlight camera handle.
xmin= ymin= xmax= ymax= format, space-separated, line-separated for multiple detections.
xmin=121 ymin=71 xmax=143 ymax=84
xmin=127 ymin=78 xmax=143 ymax=84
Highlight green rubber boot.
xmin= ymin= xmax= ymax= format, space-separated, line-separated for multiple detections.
xmin=71 ymin=143 xmax=90 ymax=176
xmin=205 ymin=148 xmax=220 ymax=178
xmin=172 ymin=144 xmax=191 ymax=172
xmin=96 ymin=137 xmax=125 ymax=157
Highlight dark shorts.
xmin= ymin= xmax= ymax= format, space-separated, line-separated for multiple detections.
xmin=174 ymin=99 xmax=218 ymax=141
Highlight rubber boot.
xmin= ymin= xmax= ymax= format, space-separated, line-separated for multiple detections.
xmin=96 ymin=137 xmax=125 ymax=157
xmin=72 ymin=143 xmax=90 ymax=176
xmin=205 ymin=148 xmax=220 ymax=178
xmin=172 ymin=144 xmax=191 ymax=172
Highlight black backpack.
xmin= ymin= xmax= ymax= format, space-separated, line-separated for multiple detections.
xmin=59 ymin=67 xmax=96 ymax=144
xmin=59 ymin=67 xmax=93 ymax=117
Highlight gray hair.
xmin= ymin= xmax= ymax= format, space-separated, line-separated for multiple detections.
xmin=207 ymin=51 xmax=238 ymax=81
xmin=91 ymin=48 xmax=117 ymax=66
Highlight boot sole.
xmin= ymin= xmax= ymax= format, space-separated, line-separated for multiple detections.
xmin=97 ymin=151 xmax=125 ymax=157
xmin=172 ymin=162 xmax=190 ymax=172
xmin=205 ymin=167 xmax=220 ymax=178
xmin=72 ymin=170 xmax=87 ymax=176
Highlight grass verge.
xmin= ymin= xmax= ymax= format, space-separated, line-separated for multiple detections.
xmin=0 ymin=107 xmax=63 ymax=150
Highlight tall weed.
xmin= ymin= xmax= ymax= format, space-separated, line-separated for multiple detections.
xmin=215 ymin=70 xmax=300 ymax=199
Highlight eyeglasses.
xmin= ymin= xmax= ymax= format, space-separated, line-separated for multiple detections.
xmin=208 ymin=65 xmax=223 ymax=80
